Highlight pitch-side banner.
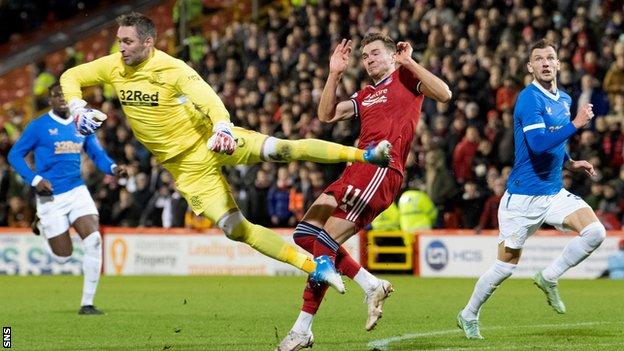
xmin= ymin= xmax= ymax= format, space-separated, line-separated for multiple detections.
xmin=0 ymin=233 xmax=84 ymax=275
xmin=419 ymin=234 xmax=621 ymax=278
xmin=103 ymin=230 xmax=361 ymax=276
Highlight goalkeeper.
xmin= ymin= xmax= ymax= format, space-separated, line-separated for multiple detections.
xmin=61 ymin=12 xmax=390 ymax=275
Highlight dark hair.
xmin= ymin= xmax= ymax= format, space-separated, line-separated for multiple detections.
xmin=529 ymin=39 xmax=558 ymax=57
xmin=361 ymin=32 xmax=396 ymax=53
xmin=48 ymin=82 xmax=61 ymax=96
xmin=116 ymin=12 xmax=157 ymax=42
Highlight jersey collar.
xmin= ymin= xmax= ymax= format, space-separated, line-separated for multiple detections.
xmin=49 ymin=110 xmax=73 ymax=125
xmin=531 ymin=80 xmax=560 ymax=101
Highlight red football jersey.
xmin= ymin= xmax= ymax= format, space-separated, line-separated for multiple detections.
xmin=349 ymin=66 xmax=424 ymax=175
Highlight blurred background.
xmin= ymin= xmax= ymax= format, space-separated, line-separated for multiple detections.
xmin=0 ymin=0 xmax=623 ymax=234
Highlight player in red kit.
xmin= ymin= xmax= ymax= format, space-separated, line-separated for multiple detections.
xmin=276 ymin=32 xmax=452 ymax=350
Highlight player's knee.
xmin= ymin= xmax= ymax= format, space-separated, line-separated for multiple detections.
xmin=52 ymin=247 xmax=73 ymax=259
xmin=581 ymin=221 xmax=606 ymax=249
xmin=217 ymin=211 xmax=249 ymax=242
xmin=83 ymin=231 xmax=102 ymax=255
xmin=262 ymin=137 xmax=293 ymax=162
xmin=494 ymin=260 xmax=516 ymax=281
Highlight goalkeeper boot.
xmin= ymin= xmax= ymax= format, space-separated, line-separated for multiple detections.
xmin=309 ymin=255 xmax=345 ymax=294
xmin=365 ymin=279 xmax=395 ymax=331
xmin=78 ymin=305 xmax=105 ymax=315
xmin=533 ymin=271 xmax=566 ymax=314
xmin=275 ymin=330 xmax=314 ymax=351
xmin=363 ymin=140 xmax=392 ymax=167
xmin=456 ymin=311 xmax=484 ymax=340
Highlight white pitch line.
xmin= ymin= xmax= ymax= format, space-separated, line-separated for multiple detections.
xmin=367 ymin=321 xmax=610 ymax=351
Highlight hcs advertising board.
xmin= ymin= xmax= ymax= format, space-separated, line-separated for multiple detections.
xmin=419 ymin=234 xmax=621 ymax=279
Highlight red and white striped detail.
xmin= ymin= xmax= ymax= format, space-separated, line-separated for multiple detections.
xmin=346 ymin=167 xmax=388 ymax=222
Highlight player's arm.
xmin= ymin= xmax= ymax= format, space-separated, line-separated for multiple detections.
xmin=395 ymin=41 xmax=451 ymax=103
xmin=522 ymin=98 xmax=594 ymax=154
xmin=83 ymin=134 xmax=117 ymax=176
xmin=318 ymin=39 xmax=356 ymax=123
xmin=175 ymin=64 xmax=236 ymax=154
xmin=7 ymin=124 xmax=39 ymax=184
xmin=563 ymin=152 xmax=596 ymax=177
xmin=60 ymin=55 xmax=114 ymax=134
xmin=59 ymin=55 xmax=114 ymax=101
xmin=7 ymin=123 xmax=52 ymax=195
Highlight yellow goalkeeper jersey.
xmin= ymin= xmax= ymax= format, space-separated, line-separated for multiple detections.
xmin=60 ymin=49 xmax=230 ymax=162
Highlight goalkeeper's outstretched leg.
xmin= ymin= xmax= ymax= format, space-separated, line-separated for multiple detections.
xmin=260 ymin=136 xmax=391 ymax=167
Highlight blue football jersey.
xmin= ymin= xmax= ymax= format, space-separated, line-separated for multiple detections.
xmin=507 ymin=82 xmax=573 ymax=195
xmin=8 ymin=111 xmax=115 ymax=195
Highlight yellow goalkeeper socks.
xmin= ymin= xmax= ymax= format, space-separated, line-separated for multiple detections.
xmin=230 ymin=218 xmax=315 ymax=273
xmin=273 ymin=139 xmax=365 ymax=164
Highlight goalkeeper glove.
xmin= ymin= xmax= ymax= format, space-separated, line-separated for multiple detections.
xmin=69 ymin=99 xmax=107 ymax=135
xmin=207 ymin=121 xmax=236 ymax=155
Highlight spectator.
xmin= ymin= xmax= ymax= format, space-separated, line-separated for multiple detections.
xmin=476 ymin=177 xmax=506 ymax=232
xmin=452 ymin=125 xmax=480 ymax=184
xmin=268 ymin=166 xmax=295 ymax=227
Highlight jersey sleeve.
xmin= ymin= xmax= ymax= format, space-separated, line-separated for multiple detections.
xmin=516 ymin=90 xmax=577 ymax=154
xmin=174 ymin=62 xmax=230 ymax=126
xmin=398 ymin=66 xmax=422 ymax=94
xmin=514 ymin=90 xmax=545 ymax=132
xmin=83 ymin=134 xmax=115 ymax=175
xmin=7 ymin=121 xmax=39 ymax=185
xmin=60 ymin=54 xmax=117 ymax=101
xmin=349 ymin=89 xmax=364 ymax=119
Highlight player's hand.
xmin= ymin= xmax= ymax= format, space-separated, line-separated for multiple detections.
xmin=113 ymin=164 xmax=129 ymax=178
xmin=329 ymin=39 xmax=352 ymax=75
xmin=73 ymin=108 xmax=107 ymax=135
xmin=69 ymin=98 xmax=107 ymax=135
xmin=567 ymin=160 xmax=596 ymax=177
xmin=396 ymin=41 xmax=414 ymax=65
xmin=572 ymin=103 xmax=594 ymax=129
xmin=207 ymin=122 xmax=236 ymax=155
xmin=35 ymin=179 xmax=53 ymax=196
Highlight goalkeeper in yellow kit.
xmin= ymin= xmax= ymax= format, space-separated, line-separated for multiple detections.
xmin=61 ymin=12 xmax=390 ymax=275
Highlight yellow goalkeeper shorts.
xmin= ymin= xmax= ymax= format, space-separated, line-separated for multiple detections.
xmin=162 ymin=127 xmax=266 ymax=219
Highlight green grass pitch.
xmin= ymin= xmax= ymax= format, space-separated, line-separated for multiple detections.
xmin=1 ymin=275 xmax=623 ymax=350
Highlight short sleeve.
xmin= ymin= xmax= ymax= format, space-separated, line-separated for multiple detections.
xmin=514 ymin=91 xmax=545 ymax=133
xmin=398 ymin=66 xmax=422 ymax=95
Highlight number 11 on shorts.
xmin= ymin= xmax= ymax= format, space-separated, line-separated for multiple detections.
xmin=341 ymin=185 xmax=361 ymax=207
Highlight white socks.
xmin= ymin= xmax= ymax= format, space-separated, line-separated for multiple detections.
xmin=290 ymin=268 xmax=378 ymax=335
xmin=462 ymin=260 xmax=516 ymax=320
xmin=81 ymin=231 xmax=102 ymax=306
xmin=542 ymin=222 xmax=606 ymax=282
xmin=292 ymin=311 xmax=314 ymax=334
xmin=353 ymin=268 xmax=380 ymax=293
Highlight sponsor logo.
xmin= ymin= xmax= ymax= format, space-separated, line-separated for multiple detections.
xmin=111 ymin=239 xmax=128 ymax=275
xmin=425 ymin=240 xmax=448 ymax=271
xmin=362 ymin=88 xmax=388 ymax=107
xmin=119 ymin=89 xmax=159 ymax=106
xmin=54 ymin=141 xmax=82 ymax=154
xmin=548 ymin=125 xmax=563 ymax=132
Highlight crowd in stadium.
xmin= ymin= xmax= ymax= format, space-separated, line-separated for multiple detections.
xmin=1 ymin=0 xmax=624 ymax=231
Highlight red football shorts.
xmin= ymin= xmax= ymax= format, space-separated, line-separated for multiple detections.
xmin=324 ymin=163 xmax=403 ymax=232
